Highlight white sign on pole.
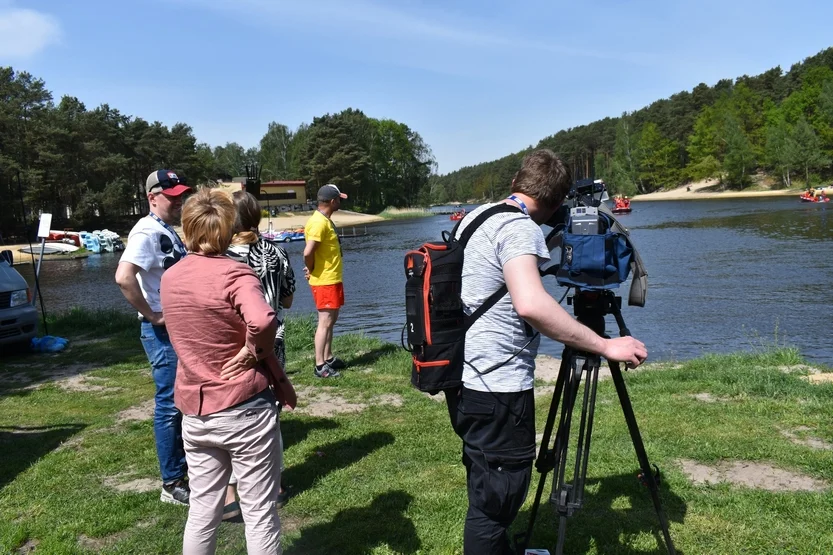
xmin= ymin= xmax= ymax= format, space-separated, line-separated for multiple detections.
xmin=37 ymin=213 xmax=53 ymax=239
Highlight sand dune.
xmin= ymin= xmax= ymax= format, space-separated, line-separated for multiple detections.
xmin=632 ymin=178 xmax=798 ymax=201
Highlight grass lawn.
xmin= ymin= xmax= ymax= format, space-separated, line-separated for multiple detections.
xmin=1 ymin=309 xmax=832 ymax=554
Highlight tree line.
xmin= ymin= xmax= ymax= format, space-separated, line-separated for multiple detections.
xmin=4 ymin=47 xmax=832 ymax=239
xmin=434 ymin=47 xmax=833 ymax=201
xmin=0 ymin=69 xmax=434 ymax=239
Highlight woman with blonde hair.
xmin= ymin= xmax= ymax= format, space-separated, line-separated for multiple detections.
xmin=161 ymin=188 xmax=294 ymax=554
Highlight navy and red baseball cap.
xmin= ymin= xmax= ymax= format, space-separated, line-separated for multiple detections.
xmin=146 ymin=170 xmax=193 ymax=197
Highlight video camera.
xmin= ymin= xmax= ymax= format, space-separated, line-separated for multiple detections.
xmin=543 ymin=179 xmax=648 ymax=307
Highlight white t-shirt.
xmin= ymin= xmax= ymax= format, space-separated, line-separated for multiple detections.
xmin=455 ymin=203 xmax=550 ymax=393
xmin=119 ymin=215 xmax=186 ymax=314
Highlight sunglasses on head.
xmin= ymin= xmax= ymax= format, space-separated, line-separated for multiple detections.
xmin=150 ymin=178 xmax=189 ymax=197
xmin=157 ymin=177 xmax=183 ymax=190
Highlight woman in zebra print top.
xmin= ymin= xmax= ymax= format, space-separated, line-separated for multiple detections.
xmin=227 ymin=192 xmax=296 ymax=368
xmin=223 ymin=191 xmax=297 ymax=515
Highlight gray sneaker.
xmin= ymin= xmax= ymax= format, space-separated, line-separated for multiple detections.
xmin=161 ymin=479 xmax=190 ymax=506
xmin=314 ymin=363 xmax=341 ymax=378
xmin=326 ymin=356 xmax=347 ymax=370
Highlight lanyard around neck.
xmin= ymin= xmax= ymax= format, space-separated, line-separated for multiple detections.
xmin=506 ymin=195 xmax=529 ymax=215
xmin=149 ymin=212 xmax=187 ymax=255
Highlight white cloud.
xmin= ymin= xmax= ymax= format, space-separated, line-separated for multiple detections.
xmin=174 ymin=0 xmax=653 ymax=66
xmin=0 ymin=6 xmax=61 ymax=59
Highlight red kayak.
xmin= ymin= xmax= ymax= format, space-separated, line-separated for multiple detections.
xmin=800 ymin=194 xmax=829 ymax=203
xmin=612 ymin=207 xmax=632 ymax=214
xmin=450 ymin=212 xmax=465 ymax=221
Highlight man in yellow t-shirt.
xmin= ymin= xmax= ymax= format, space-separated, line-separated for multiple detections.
xmin=303 ymin=184 xmax=347 ymax=378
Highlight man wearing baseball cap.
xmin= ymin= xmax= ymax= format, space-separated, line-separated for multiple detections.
xmin=115 ymin=169 xmax=192 ymax=505
xmin=303 ymin=184 xmax=349 ymax=378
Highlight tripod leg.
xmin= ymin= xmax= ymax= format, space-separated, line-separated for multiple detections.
xmin=609 ymin=362 xmax=677 ymax=555
xmin=555 ymin=514 xmax=568 ymax=555
xmin=573 ymin=358 xmax=600 ymax=509
xmin=551 ymin=355 xmax=599 ymax=555
xmin=515 ymin=352 xmax=571 ymax=553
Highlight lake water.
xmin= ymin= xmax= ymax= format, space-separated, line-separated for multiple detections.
xmin=13 ymin=197 xmax=833 ymax=365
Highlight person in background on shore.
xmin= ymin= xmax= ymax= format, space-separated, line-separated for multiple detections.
xmin=303 ymin=184 xmax=348 ymax=378
xmin=115 ymin=170 xmax=192 ymax=506
xmin=161 ymin=188 xmax=295 ymax=554
xmin=223 ymin=191 xmax=296 ymax=517
xmin=449 ymin=149 xmax=648 ymax=554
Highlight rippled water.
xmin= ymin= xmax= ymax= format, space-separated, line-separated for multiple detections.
xmin=13 ymin=197 xmax=833 ymax=365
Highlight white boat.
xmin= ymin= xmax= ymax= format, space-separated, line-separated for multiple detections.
xmin=19 ymin=243 xmax=80 ymax=255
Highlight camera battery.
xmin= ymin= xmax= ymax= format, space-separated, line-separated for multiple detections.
xmin=569 ymin=206 xmax=599 ymax=235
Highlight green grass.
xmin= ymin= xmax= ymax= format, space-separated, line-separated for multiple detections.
xmin=2 ymin=310 xmax=833 ymax=554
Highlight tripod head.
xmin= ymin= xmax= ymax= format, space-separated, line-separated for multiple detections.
xmin=568 ymin=289 xmax=630 ymax=339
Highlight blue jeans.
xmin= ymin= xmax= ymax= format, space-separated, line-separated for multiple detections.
xmin=140 ymin=322 xmax=187 ymax=483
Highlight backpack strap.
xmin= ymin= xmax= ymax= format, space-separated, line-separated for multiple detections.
xmin=464 ymin=283 xmax=507 ymax=332
xmin=455 ymin=203 xmax=523 ymax=332
xmin=456 ymin=203 xmax=522 ymax=248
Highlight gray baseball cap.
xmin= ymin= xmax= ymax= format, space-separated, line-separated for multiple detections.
xmin=317 ymin=184 xmax=348 ymax=201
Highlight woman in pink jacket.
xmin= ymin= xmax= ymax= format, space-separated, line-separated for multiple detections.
xmin=161 ymin=188 xmax=295 ymax=555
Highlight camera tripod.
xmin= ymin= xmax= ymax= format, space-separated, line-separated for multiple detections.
xmin=515 ymin=289 xmax=676 ymax=555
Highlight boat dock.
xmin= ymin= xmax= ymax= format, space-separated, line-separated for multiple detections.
xmin=338 ymin=226 xmax=368 ymax=238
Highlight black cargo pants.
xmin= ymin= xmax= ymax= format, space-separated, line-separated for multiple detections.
xmin=446 ymin=386 xmax=536 ymax=555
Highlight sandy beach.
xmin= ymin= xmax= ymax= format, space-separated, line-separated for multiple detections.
xmin=258 ymin=209 xmax=384 ymax=232
xmin=631 ymin=178 xmax=800 ymax=201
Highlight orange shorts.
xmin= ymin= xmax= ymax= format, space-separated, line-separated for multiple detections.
xmin=311 ymin=282 xmax=344 ymax=310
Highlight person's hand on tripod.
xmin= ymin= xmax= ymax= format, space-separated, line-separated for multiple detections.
xmin=602 ymin=336 xmax=647 ymax=369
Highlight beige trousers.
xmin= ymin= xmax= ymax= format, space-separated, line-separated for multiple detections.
xmin=182 ymin=403 xmax=281 ymax=555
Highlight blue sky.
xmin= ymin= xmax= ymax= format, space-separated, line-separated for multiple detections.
xmin=3 ymin=0 xmax=833 ymax=173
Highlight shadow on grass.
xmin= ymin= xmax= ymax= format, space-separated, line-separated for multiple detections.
xmin=515 ymin=472 xmax=686 ymax=555
xmin=287 ymin=490 xmax=419 ymax=555
xmin=0 ymin=424 xmax=85 ymax=488
xmin=0 ymin=347 xmax=147 ymax=399
xmin=283 ymin=431 xmax=395 ymax=494
xmin=348 ymin=344 xmax=400 ymax=367
xmin=47 ymin=307 xmax=139 ymax=338
xmin=280 ymin=416 xmax=340 ymax=447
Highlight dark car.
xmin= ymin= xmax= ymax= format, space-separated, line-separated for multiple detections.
xmin=0 ymin=250 xmax=38 ymax=351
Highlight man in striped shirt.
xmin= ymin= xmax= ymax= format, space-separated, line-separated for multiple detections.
xmin=450 ymin=150 xmax=648 ymax=554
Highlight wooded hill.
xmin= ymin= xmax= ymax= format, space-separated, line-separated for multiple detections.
xmin=3 ymin=48 xmax=832 ymax=238
xmin=0 ymin=72 xmax=434 ymax=239
xmin=432 ymin=47 xmax=833 ymax=202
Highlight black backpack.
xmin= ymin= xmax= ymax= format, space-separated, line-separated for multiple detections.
xmin=402 ymin=204 xmax=522 ymax=394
